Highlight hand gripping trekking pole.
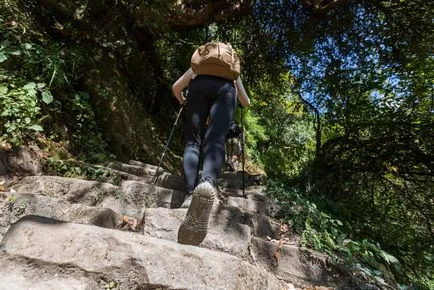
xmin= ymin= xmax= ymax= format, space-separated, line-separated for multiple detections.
xmin=151 ymin=104 xmax=184 ymax=185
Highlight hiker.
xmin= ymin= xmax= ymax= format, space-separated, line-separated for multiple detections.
xmin=172 ymin=42 xmax=250 ymax=246
xmin=225 ymin=119 xmax=243 ymax=171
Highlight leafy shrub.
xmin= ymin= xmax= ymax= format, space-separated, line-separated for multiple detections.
xmin=45 ymin=157 xmax=122 ymax=185
xmin=0 ymin=81 xmax=47 ymax=144
xmin=267 ymin=181 xmax=405 ymax=289
xmin=0 ymin=16 xmax=109 ymax=160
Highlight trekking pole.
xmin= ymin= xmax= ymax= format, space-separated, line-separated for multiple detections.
xmin=151 ymin=104 xmax=185 ymax=185
xmin=241 ymin=106 xmax=246 ymax=198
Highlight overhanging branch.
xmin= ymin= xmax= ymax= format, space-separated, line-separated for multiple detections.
xmin=300 ymin=0 xmax=351 ymax=11
xmin=168 ymin=0 xmax=252 ymax=27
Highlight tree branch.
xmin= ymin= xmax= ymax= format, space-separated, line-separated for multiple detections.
xmin=300 ymin=0 xmax=352 ymax=12
xmin=168 ymin=0 xmax=252 ymax=27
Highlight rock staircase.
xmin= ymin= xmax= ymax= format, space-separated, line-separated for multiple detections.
xmin=0 ymin=160 xmax=339 ymax=290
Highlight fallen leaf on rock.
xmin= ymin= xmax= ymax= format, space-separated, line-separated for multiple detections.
xmin=273 ymin=246 xmax=281 ymax=263
xmin=117 ymin=215 xmax=140 ymax=232
xmin=273 ymin=237 xmax=288 ymax=264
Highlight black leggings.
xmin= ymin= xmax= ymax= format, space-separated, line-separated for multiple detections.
xmin=183 ymin=75 xmax=236 ymax=194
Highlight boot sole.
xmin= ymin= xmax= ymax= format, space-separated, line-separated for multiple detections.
xmin=177 ymin=182 xmax=215 ymax=246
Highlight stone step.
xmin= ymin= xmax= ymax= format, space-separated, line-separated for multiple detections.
xmin=0 ymin=216 xmax=284 ymax=290
xmin=7 ymin=176 xmax=278 ymax=226
xmin=126 ymin=160 xmax=264 ymax=185
xmin=143 ymin=206 xmax=252 ymax=259
xmin=125 ymin=160 xmax=263 ymax=185
xmin=0 ymin=254 xmax=102 ymax=290
xmin=8 ymin=176 xmax=184 ymax=216
xmin=251 ymin=237 xmax=337 ymax=288
xmin=104 ymin=160 xmax=262 ymax=190
xmin=226 ymin=195 xmax=279 ymax=216
xmin=105 ymin=161 xmax=164 ymax=178
xmin=100 ymin=191 xmax=282 ymax=240
xmin=142 ymin=202 xmax=288 ymax=256
xmin=219 ymin=171 xmax=262 ymax=187
xmin=101 ymin=166 xmax=153 ymax=184
xmin=10 ymin=176 xmax=122 ymax=206
xmin=0 ymin=190 xmax=282 ymax=262
xmin=118 ymin=180 xmax=276 ymax=216
xmin=0 ymin=192 xmax=121 ymax=240
xmin=100 ymin=180 xmax=185 ymax=217
xmin=223 ymin=185 xmax=267 ymax=198
xmin=4 ymin=175 xmax=281 ymax=236
xmin=128 ymin=160 xmax=161 ymax=170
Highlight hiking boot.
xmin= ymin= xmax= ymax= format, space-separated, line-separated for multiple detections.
xmin=177 ymin=180 xmax=216 ymax=246
xmin=180 ymin=193 xmax=193 ymax=208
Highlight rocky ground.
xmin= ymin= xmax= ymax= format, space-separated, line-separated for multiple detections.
xmin=0 ymin=149 xmax=346 ymax=290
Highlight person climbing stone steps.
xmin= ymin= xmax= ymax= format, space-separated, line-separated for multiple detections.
xmin=171 ymin=41 xmax=250 ymax=245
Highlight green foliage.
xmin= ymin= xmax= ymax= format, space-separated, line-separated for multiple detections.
xmin=240 ymin=109 xmax=268 ymax=165
xmin=6 ymin=194 xmax=17 ymax=203
xmin=0 ymin=14 xmax=109 ymax=160
xmin=0 ymin=21 xmax=56 ymax=146
xmin=104 ymin=281 xmax=117 ymax=290
xmin=1 ymin=2 xmax=432 ymax=288
xmin=69 ymin=91 xmax=110 ymax=162
xmin=236 ymin=1 xmax=434 ymax=288
xmin=267 ymin=181 xmax=404 ymax=289
xmin=0 ymin=81 xmax=44 ymax=144
xmin=243 ymin=72 xmax=316 ymax=179
xmin=262 ymin=113 xmax=315 ymax=179
xmin=45 ymin=157 xmax=122 ymax=185
xmin=0 ymin=19 xmax=57 ymax=144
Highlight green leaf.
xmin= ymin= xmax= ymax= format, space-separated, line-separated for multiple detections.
xmin=42 ymin=91 xmax=53 ymax=104
xmin=0 ymin=40 xmax=10 ymax=49
xmin=23 ymin=82 xmax=36 ymax=90
xmin=0 ymin=85 xmax=8 ymax=95
xmin=26 ymin=89 xmax=37 ymax=96
xmin=37 ymin=83 xmax=46 ymax=89
xmin=374 ymin=276 xmax=387 ymax=285
xmin=380 ymin=250 xmax=400 ymax=265
xmin=0 ymin=52 xmax=7 ymax=63
xmin=29 ymin=124 xmax=43 ymax=131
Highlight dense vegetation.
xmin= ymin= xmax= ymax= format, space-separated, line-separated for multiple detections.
xmin=1 ymin=0 xmax=432 ymax=289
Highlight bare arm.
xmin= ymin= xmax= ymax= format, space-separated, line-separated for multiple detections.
xmin=172 ymin=68 xmax=195 ymax=105
xmin=235 ymin=77 xmax=250 ymax=107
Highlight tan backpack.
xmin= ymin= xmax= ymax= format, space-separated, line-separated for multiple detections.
xmin=191 ymin=42 xmax=241 ymax=81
